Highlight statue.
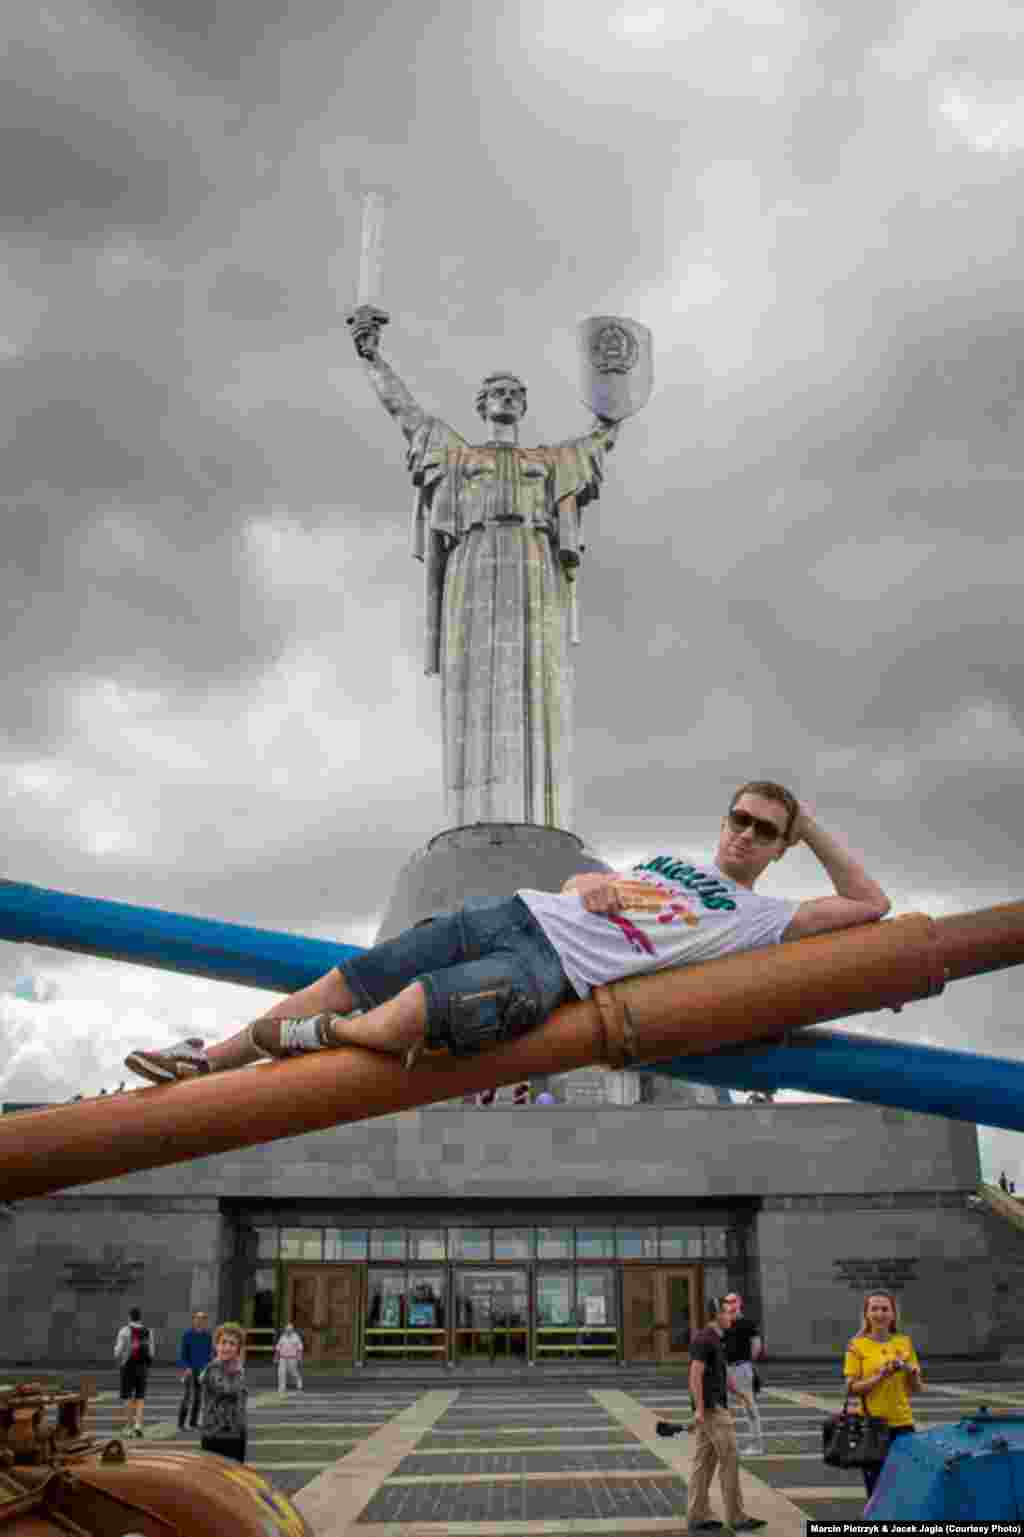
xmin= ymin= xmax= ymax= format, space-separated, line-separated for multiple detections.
xmin=346 ymin=305 xmax=651 ymax=830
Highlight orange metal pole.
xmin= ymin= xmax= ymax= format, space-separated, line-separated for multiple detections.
xmin=932 ymin=902 xmax=1024 ymax=983
xmin=0 ymin=908 xmax=979 ymax=1202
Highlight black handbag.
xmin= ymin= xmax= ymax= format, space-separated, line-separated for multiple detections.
xmin=823 ymin=1387 xmax=891 ymax=1468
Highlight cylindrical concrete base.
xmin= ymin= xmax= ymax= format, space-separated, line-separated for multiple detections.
xmin=374 ymin=823 xmax=612 ymax=939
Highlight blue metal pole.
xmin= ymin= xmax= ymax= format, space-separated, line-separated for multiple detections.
xmin=636 ymin=1031 xmax=1024 ymax=1133
xmin=0 ymin=878 xmax=361 ymax=995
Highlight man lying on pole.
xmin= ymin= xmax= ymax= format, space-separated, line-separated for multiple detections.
xmin=125 ymin=782 xmax=890 ymax=1086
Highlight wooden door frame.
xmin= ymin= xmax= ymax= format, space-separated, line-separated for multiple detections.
xmin=653 ymin=1265 xmax=702 ymax=1362
xmin=621 ymin=1262 xmax=703 ymax=1364
xmin=285 ymin=1263 xmax=363 ymax=1365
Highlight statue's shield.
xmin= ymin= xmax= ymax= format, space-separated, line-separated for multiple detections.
xmin=577 ymin=315 xmax=653 ymax=421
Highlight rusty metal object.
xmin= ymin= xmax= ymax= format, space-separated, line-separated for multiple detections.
xmin=0 ymin=1380 xmax=311 ymax=1537
xmin=5 ymin=905 xmax=1024 ymax=1203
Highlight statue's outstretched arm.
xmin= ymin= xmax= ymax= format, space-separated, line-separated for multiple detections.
xmin=364 ymin=353 xmax=428 ymax=439
xmin=346 ymin=306 xmax=427 ymax=439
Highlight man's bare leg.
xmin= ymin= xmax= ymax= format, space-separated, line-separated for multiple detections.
xmin=204 ymin=972 xmax=428 ymax=1074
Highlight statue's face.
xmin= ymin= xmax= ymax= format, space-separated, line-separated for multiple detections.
xmin=484 ymin=379 xmax=526 ymax=424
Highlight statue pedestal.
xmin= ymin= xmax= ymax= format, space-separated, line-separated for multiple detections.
xmin=376 ymin=823 xmax=610 ymax=940
xmin=376 ymin=825 xmax=721 ymax=1107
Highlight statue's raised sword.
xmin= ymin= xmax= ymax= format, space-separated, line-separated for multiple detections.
xmin=346 ymin=189 xmax=390 ymax=357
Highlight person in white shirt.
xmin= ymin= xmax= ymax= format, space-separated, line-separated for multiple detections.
xmin=273 ymin=1323 xmax=304 ymax=1393
xmin=724 ymin=1292 xmax=765 ymax=1455
xmin=125 ymin=782 xmax=890 ymax=1085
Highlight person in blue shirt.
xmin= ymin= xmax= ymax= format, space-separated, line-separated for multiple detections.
xmin=177 ymin=1309 xmax=214 ymax=1431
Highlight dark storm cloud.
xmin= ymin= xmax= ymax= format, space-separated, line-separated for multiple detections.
xmin=0 ymin=74 xmax=203 ymax=243
xmin=0 ymin=792 xmax=435 ymax=936
xmin=102 ymin=0 xmax=330 ymax=86
xmin=794 ymin=301 xmax=1024 ymax=482
xmin=2 ymin=339 xmax=293 ymax=743
xmin=775 ymin=6 xmax=907 ymax=186
xmin=5 ymin=357 xmax=161 ymax=498
xmin=0 ymin=88 xmax=174 ymax=239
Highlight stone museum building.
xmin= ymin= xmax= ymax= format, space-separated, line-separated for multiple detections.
xmin=3 ymin=1066 xmax=1023 ymax=1371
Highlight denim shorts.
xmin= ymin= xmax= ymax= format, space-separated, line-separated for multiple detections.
xmin=338 ymin=895 xmax=572 ymax=1040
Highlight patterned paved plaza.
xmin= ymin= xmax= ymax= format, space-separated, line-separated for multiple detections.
xmin=12 ymin=1365 xmax=1024 ymax=1535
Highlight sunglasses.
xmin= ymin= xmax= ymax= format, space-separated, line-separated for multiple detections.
xmin=727 ymin=809 xmax=785 ymax=844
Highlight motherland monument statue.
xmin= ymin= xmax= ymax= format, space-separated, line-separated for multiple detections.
xmin=343 ymin=197 xmax=703 ymax=1107
xmin=345 ymin=214 xmax=652 ymax=833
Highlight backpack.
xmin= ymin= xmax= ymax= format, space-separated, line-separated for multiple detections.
xmin=129 ymin=1324 xmax=152 ymax=1364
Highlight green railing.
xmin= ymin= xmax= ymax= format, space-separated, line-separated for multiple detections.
xmin=243 ymin=1328 xmax=277 ymax=1360
xmin=364 ymin=1328 xmax=447 ymax=1357
xmin=535 ymin=1327 xmax=618 ymax=1356
xmin=361 ymin=1324 xmax=619 ymax=1361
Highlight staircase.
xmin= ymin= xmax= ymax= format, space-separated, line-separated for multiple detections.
xmin=978 ymin=1182 xmax=1024 ymax=1233
xmin=976 ymin=1183 xmax=1024 ymax=1357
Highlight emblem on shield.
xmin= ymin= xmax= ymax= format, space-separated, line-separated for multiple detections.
xmin=577 ymin=315 xmax=653 ymax=421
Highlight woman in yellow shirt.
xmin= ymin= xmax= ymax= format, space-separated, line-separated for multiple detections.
xmin=842 ymin=1291 xmax=922 ymax=1500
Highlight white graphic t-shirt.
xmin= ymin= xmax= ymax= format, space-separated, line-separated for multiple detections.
xmin=518 ymin=856 xmax=799 ymax=1000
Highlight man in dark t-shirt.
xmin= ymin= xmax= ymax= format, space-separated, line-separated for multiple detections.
xmin=691 ymin=1318 xmax=730 ymax=1411
xmin=724 ymin=1293 xmax=764 ymax=1455
xmin=686 ymin=1298 xmax=765 ymax=1532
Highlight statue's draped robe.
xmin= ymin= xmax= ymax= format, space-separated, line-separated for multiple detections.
xmin=406 ymin=419 xmax=619 ymax=828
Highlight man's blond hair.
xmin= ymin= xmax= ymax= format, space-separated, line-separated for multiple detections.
xmin=729 ymin=781 xmax=799 ymax=842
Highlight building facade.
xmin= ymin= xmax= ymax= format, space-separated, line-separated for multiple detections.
xmin=1 ymin=1084 xmax=1017 ymax=1371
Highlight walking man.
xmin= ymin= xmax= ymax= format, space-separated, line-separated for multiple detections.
xmin=177 ymin=1309 xmax=214 ymax=1430
xmin=687 ymin=1297 xmax=766 ymax=1533
xmin=724 ymin=1293 xmax=764 ymax=1455
xmin=273 ymin=1322 xmax=305 ymax=1393
xmin=124 ymin=784 xmax=891 ymax=1088
xmin=113 ymin=1306 xmax=155 ymax=1438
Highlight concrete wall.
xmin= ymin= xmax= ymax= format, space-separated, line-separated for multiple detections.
xmin=42 ymin=1100 xmax=981 ymax=1203
xmin=0 ymin=1197 xmax=225 ymax=1371
xmin=758 ymin=1199 xmax=998 ymax=1359
xmin=0 ymin=1101 xmax=995 ymax=1366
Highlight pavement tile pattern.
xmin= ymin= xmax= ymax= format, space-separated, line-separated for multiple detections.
xmin=5 ymin=1365 xmax=1021 ymax=1535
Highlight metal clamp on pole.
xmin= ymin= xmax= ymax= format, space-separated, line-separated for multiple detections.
xmin=592 ymin=984 xmax=639 ymax=1070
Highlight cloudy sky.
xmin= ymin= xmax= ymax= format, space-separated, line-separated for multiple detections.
xmin=2 ymin=0 xmax=1023 ymax=1178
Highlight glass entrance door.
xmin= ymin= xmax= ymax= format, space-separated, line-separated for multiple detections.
xmin=454 ymin=1268 xmax=529 ymax=1361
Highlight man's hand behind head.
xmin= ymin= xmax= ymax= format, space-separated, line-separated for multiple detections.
xmin=786 ymin=804 xmax=809 ymax=848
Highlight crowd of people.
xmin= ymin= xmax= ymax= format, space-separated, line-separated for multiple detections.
xmin=113 ymin=1307 xmax=305 ymax=1464
xmin=114 ymin=1284 xmax=921 ymax=1517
